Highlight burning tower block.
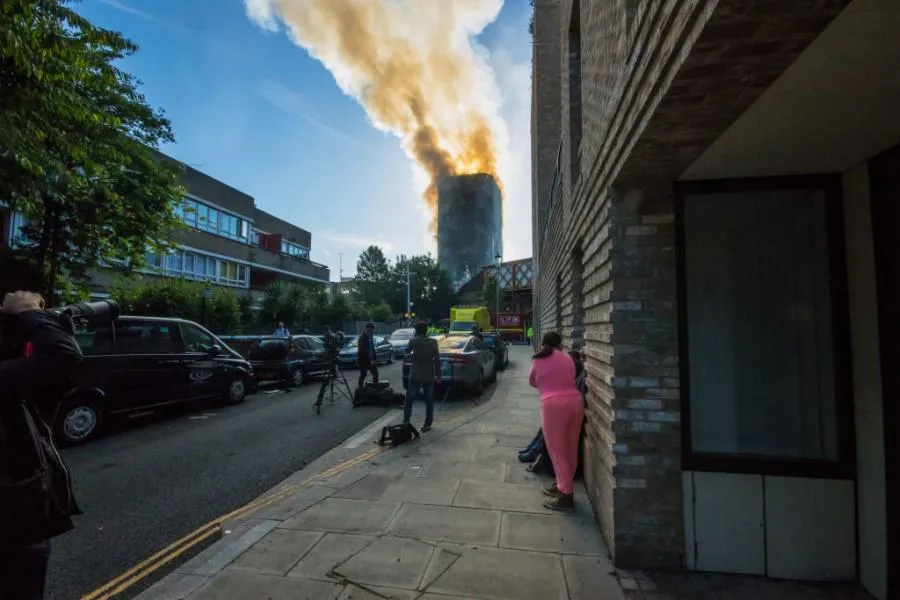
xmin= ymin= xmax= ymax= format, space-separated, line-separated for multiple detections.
xmin=437 ymin=173 xmax=503 ymax=290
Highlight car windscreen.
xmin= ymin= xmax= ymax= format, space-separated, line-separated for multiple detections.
xmin=222 ymin=339 xmax=259 ymax=358
xmin=481 ymin=336 xmax=496 ymax=348
xmin=247 ymin=339 xmax=288 ymax=360
xmin=390 ymin=330 xmax=414 ymax=340
xmin=449 ymin=321 xmax=473 ymax=332
xmin=342 ymin=336 xmax=359 ymax=348
xmin=439 ymin=338 xmax=468 ymax=351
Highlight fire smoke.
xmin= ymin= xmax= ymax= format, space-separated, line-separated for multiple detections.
xmin=244 ymin=0 xmax=508 ymax=232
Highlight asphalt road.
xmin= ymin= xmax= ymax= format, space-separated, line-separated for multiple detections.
xmin=45 ymin=363 xmax=403 ymax=600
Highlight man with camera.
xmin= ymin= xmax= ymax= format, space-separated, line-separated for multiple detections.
xmin=1 ymin=266 xmax=84 ymax=598
xmin=356 ymin=322 xmax=379 ymax=389
xmin=315 ymin=325 xmax=342 ymax=407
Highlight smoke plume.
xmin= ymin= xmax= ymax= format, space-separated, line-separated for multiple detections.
xmin=244 ymin=0 xmax=508 ymax=232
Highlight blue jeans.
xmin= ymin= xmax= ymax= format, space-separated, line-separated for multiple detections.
xmin=404 ymin=381 xmax=435 ymax=427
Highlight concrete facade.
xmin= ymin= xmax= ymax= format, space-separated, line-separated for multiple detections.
xmin=437 ymin=174 xmax=503 ymax=289
xmin=532 ymin=0 xmax=896 ymax=596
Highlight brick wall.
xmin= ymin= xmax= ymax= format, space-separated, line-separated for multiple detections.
xmin=531 ymin=0 xmax=714 ymax=569
xmin=532 ymin=0 xmax=852 ymax=571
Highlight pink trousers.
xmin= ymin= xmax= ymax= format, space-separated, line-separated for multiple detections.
xmin=540 ymin=393 xmax=584 ymax=495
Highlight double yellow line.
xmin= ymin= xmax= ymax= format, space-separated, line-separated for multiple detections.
xmin=82 ymin=446 xmax=383 ymax=600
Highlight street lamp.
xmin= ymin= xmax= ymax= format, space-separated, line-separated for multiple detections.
xmin=494 ymin=250 xmax=502 ymax=332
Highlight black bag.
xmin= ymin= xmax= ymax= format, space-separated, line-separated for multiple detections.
xmin=353 ymin=385 xmax=401 ymax=407
xmin=378 ymin=423 xmax=420 ymax=447
xmin=0 ymin=402 xmax=80 ymax=546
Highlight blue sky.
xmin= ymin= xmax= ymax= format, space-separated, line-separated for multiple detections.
xmin=76 ymin=0 xmax=534 ymax=281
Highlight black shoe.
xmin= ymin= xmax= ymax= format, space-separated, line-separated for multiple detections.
xmin=543 ymin=493 xmax=575 ymax=511
xmin=542 ymin=482 xmax=560 ymax=497
xmin=422 ymin=424 xmax=432 ymax=432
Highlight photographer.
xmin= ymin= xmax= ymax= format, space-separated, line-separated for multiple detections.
xmin=1 ymin=269 xmax=83 ymax=598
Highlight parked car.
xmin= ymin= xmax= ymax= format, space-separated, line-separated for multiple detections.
xmin=481 ymin=331 xmax=510 ymax=371
xmin=220 ymin=334 xmax=332 ymax=387
xmin=61 ymin=316 xmax=253 ymax=445
xmin=402 ymin=334 xmax=497 ymax=396
xmin=388 ymin=328 xmax=415 ymax=359
xmin=338 ymin=335 xmax=393 ymax=368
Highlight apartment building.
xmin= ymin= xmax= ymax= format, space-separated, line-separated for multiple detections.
xmin=1 ymin=155 xmax=330 ymax=298
xmin=532 ymin=1 xmax=897 ymax=598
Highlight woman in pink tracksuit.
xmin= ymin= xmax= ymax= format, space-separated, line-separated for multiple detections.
xmin=528 ymin=331 xmax=584 ymax=510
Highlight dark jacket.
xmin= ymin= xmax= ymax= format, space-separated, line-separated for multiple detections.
xmin=357 ymin=332 xmax=375 ymax=367
xmin=406 ymin=334 xmax=441 ymax=384
xmin=0 ymin=309 xmax=83 ymax=547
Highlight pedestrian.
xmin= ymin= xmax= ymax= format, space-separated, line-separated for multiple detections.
xmin=357 ymin=322 xmax=379 ymax=389
xmin=404 ymin=321 xmax=441 ymax=432
xmin=528 ymin=331 xmax=584 ymax=510
xmin=1 ymin=261 xmax=84 ymax=599
xmin=273 ymin=321 xmax=290 ymax=338
xmin=526 ymin=325 xmax=534 ymax=347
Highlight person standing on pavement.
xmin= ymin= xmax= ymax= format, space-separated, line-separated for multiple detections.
xmin=526 ymin=325 xmax=534 ymax=347
xmin=404 ymin=321 xmax=441 ymax=432
xmin=356 ymin=322 xmax=379 ymax=389
xmin=0 ymin=279 xmax=84 ymax=598
xmin=528 ymin=331 xmax=584 ymax=511
xmin=273 ymin=321 xmax=290 ymax=338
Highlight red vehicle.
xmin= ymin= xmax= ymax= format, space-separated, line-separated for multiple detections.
xmin=490 ymin=313 xmax=525 ymax=341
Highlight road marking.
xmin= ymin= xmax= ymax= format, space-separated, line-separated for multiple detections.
xmin=344 ymin=412 xmax=400 ymax=449
xmin=81 ymin=446 xmax=383 ymax=600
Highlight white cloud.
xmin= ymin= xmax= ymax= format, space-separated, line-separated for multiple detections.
xmin=317 ymin=231 xmax=396 ymax=254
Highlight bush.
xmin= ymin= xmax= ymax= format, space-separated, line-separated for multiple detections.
xmin=110 ymin=277 xmax=243 ymax=333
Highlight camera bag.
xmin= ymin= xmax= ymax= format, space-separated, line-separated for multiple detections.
xmin=378 ymin=423 xmax=420 ymax=447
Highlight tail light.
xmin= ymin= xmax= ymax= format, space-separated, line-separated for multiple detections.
xmin=447 ymin=355 xmax=472 ymax=364
xmin=23 ymin=341 xmax=35 ymax=358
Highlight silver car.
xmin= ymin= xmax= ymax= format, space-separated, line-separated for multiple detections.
xmin=402 ymin=335 xmax=497 ymax=396
xmin=338 ymin=335 xmax=392 ymax=368
xmin=388 ymin=328 xmax=415 ymax=359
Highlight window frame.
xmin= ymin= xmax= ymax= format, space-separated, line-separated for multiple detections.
xmin=674 ymin=174 xmax=855 ymax=480
xmin=113 ymin=319 xmax=181 ymax=355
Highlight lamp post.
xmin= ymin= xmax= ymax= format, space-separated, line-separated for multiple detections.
xmin=494 ymin=249 xmax=502 ymax=333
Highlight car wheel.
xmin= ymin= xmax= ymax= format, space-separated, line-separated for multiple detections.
xmin=472 ymin=371 xmax=484 ymax=397
xmin=223 ymin=377 xmax=248 ymax=405
xmin=290 ymin=368 xmax=304 ymax=387
xmin=56 ymin=399 xmax=102 ymax=445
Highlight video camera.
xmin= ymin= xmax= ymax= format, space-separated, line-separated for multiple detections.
xmin=50 ymin=299 xmax=121 ymax=327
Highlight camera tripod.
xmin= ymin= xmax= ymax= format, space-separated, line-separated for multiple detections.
xmin=314 ymin=361 xmax=353 ymax=415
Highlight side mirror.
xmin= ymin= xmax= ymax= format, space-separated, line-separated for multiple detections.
xmin=207 ymin=344 xmax=223 ymax=355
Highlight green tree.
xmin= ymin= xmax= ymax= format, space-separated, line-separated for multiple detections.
xmin=370 ymin=301 xmax=394 ymax=324
xmin=354 ymin=245 xmax=391 ymax=306
xmin=390 ymin=254 xmax=456 ymax=320
xmin=1 ymin=0 xmax=182 ymax=302
xmin=482 ymin=275 xmax=499 ymax=315
xmin=110 ymin=278 xmax=201 ymax=322
xmin=205 ymin=287 xmax=241 ymax=334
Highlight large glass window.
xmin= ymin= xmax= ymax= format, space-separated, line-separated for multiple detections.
xmin=143 ymin=249 xmax=249 ymax=288
xmin=178 ymin=197 xmax=250 ymax=242
xmin=280 ymin=239 xmax=310 ymax=260
xmin=682 ymin=187 xmax=843 ymax=464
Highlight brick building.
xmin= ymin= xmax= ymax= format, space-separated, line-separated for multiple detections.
xmin=531 ymin=1 xmax=898 ymax=598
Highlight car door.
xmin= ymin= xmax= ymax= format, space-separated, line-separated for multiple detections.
xmin=472 ymin=338 xmax=495 ymax=379
xmin=111 ymin=319 xmax=185 ymax=412
xmin=177 ymin=322 xmax=225 ymax=400
xmin=304 ymin=336 xmax=330 ymax=373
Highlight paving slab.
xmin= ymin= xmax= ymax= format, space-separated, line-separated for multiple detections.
xmin=281 ymin=498 xmax=401 ymax=534
xmin=337 ymin=585 xmax=421 ymax=599
xmin=426 ymin=544 xmax=568 ymax=600
xmin=251 ymin=485 xmax=337 ymax=521
xmin=286 ymin=533 xmax=375 ymax=582
xmin=176 ymin=519 xmax=279 ymax=577
xmin=137 ymin=573 xmax=209 ymax=600
xmin=476 ymin=423 xmax=537 ymax=437
xmin=563 ymin=556 xmax=625 ymax=600
xmin=504 ymin=463 xmax=551 ymax=487
xmin=423 ymin=458 xmax=507 ymax=482
xmin=228 ymin=529 xmax=323 ymax=576
xmin=388 ymin=504 xmax=502 ymax=546
xmin=333 ymin=535 xmax=435 ymax=589
xmin=491 ymin=434 xmax=534 ymax=448
xmin=187 ymin=571 xmax=343 ymax=600
xmin=414 ymin=444 xmax=475 ymax=460
xmin=379 ymin=476 xmax=461 ymax=505
xmin=453 ymin=479 xmax=555 ymax=514
xmin=501 ymin=509 xmax=603 ymax=556
xmin=471 ymin=445 xmax=521 ymax=463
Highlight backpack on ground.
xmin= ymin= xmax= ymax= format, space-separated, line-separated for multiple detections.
xmin=378 ymin=423 xmax=420 ymax=447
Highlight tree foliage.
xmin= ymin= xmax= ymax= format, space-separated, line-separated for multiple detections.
xmin=110 ymin=278 xmax=239 ymax=334
xmin=388 ymin=253 xmax=456 ymax=320
xmin=354 ymin=245 xmax=392 ymax=307
xmin=1 ymin=0 xmax=182 ymax=301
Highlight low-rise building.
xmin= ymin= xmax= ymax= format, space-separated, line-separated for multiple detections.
xmin=0 ymin=154 xmax=330 ymax=298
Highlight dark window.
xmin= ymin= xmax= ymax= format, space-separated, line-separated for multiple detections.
xmin=75 ymin=324 xmax=114 ymax=356
xmin=248 ymin=339 xmax=288 ymax=360
xmin=114 ymin=321 xmax=180 ymax=355
xmin=307 ymin=337 xmax=325 ymax=351
xmin=180 ymin=323 xmax=216 ymax=353
xmin=568 ymin=0 xmax=582 ymax=183
xmin=680 ymin=183 xmax=850 ymax=471
xmin=571 ymin=244 xmax=585 ymax=348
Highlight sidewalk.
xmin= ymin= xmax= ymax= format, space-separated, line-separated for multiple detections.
xmin=137 ymin=346 xmax=870 ymax=600
xmin=138 ymin=346 xmax=624 ymax=600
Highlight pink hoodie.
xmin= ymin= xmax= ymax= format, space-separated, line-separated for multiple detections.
xmin=528 ymin=349 xmax=581 ymax=401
